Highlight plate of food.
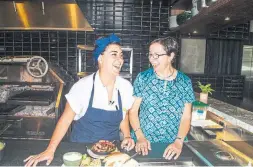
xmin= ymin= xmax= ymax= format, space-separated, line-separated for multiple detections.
xmin=87 ymin=140 xmax=117 ymax=159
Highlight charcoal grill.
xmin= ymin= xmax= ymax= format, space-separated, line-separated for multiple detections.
xmin=0 ymin=57 xmax=74 ymax=140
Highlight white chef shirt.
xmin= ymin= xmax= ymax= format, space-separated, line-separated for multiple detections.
xmin=65 ymin=72 xmax=134 ymax=120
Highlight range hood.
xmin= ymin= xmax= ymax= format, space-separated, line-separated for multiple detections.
xmin=0 ymin=0 xmax=93 ymax=31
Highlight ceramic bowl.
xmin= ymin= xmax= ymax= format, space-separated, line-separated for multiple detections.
xmin=63 ymin=152 xmax=82 ymax=166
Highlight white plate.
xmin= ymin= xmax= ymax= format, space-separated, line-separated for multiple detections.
xmin=87 ymin=149 xmax=107 ymax=159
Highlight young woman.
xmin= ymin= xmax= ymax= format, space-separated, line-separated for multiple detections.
xmin=129 ymin=37 xmax=195 ymax=160
xmin=24 ymin=34 xmax=135 ymax=167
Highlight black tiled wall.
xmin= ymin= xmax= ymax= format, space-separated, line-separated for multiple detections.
xmin=0 ymin=0 xmax=174 ymax=79
xmin=0 ymin=0 xmax=250 ymax=99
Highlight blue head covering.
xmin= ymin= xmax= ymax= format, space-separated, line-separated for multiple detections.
xmin=93 ymin=34 xmax=121 ymax=62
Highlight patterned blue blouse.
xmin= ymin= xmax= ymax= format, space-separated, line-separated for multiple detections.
xmin=131 ymin=68 xmax=195 ymax=143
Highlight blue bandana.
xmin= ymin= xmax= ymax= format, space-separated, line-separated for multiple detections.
xmin=93 ymin=34 xmax=121 ymax=62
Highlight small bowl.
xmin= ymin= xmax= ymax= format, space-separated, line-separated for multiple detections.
xmin=63 ymin=152 xmax=82 ymax=166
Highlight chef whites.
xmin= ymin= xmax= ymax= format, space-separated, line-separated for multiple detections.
xmin=65 ymin=72 xmax=134 ymax=143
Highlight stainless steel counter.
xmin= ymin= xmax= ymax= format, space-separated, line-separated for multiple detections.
xmin=207 ymin=96 xmax=253 ymax=133
xmin=187 ymin=140 xmax=250 ymax=166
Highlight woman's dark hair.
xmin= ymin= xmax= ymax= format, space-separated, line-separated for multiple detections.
xmin=150 ymin=37 xmax=178 ymax=56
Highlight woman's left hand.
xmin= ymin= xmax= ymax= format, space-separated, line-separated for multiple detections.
xmin=163 ymin=139 xmax=183 ymax=160
xmin=121 ymin=137 xmax=135 ymax=151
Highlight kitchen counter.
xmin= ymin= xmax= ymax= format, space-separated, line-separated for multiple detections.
xmin=195 ymin=93 xmax=253 ymax=133
xmin=224 ymin=141 xmax=253 ymax=160
xmin=0 ymin=140 xmax=194 ymax=166
xmin=207 ymin=96 xmax=253 ymax=133
xmin=187 ymin=140 xmax=251 ymax=166
xmin=209 ymin=93 xmax=253 ymax=112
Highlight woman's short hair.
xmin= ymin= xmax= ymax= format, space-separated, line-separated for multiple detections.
xmin=150 ymin=37 xmax=178 ymax=55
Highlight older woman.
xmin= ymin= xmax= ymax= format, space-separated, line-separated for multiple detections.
xmin=24 ymin=34 xmax=135 ymax=167
xmin=129 ymin=37 xmax=195 ymax=160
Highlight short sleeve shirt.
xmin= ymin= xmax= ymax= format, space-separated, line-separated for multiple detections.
xmin=132 ymin=68 xmax=195 ymax=143
xmin=65 ymin=72 xmax=135 ymax=120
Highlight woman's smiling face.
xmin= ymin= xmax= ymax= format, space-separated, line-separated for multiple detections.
xmin=149 ymin=42 xmax=173 ymax=73
xmin=98 ymin=43 xmax=124 ymax=76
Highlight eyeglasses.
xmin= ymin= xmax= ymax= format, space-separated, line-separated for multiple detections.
xmin=147 ymin=52 xmax=167 ymax=59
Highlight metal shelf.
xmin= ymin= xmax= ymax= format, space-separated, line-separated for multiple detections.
xmin=173 ymin=0 xmax=253 ymax=35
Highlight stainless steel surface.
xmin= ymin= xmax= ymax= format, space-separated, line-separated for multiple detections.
xmin=242 ymin=45 xmax=253 ymax=79
xmin=0 ymin=116 xmax=55 ymax=140
xmin=190 ymin=124 xmax=253 ymax=142
xmin=187 ymin=140 xmax=249 ymax=166
xmin=26 ymin=56 xmax=49 ymax=78
xmin=222 ymin=126 xmax=253 ymax=141
xmin=0 ymin=0 xmax=93 ymax=31
xmin=224 ymin=141 xmax=253 ymax=160
xmin=0 ymin=63 xmax=68 ymax=140
xmin=139 ymin=161 xmax=195 ymax=166
xmin=215 ymin=151 xmax=234 ymax=161
xmin=0 ymin=123 xmax=12 ymax=136
xmin=77 ymin=45 xmax=95 ymax=73
xmin=121 ymin=47 xmax=133 ymax=81
xmin=242 ymin=45 xmax=253 ymax=99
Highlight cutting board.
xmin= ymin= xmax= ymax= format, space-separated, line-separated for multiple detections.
xmin=132 ymin=143 xmax=193 ymax=163
xmin=191 ymin=120 xmax=223 ymax=130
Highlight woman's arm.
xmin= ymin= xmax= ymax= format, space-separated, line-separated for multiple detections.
xmin=46 ymin=102 xmax=76 ymax=152
xmin=129 ymin=97 xmax=151 ymax=155
xmin=120 ymin=112 xmax=131 ymax=138
xmin=163 ymin=103 xmax=192 ymax=160
xmin=119 ymin=111 xmax=135 ymax=150
xmin=129 ymin=97 xmax=144 ymax=139
xmin=176 ymin=103 xmax=192 ymax=142
xmin=24 ymin=102 xmax=76 ymax=167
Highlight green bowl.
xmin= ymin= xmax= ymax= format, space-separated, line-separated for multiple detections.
xmin=63 ymin=152 xmax=82 ymax=166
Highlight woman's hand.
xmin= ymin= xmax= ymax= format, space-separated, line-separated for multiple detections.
xmin=24 ymin=149 xmax=55 ymax=167
xmin=163 ymin=139 xmax=183 ymax=160
xmin=121 ymin=137 xmax=135 ymax=151
xmin=135 ymin=137 xmax=151 ymax=156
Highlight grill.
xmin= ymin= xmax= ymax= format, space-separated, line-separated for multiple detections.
xmin=0 ymin=57 xmax=73 ymax=140
xmin=0 ymin=84 xmax=56 ymax=140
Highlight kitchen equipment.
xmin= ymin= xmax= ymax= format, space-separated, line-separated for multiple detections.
xmin=187 ymin=140 xmax=250 ymax=166
xmin=0 ymin=58 xmax=72 ymax=140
